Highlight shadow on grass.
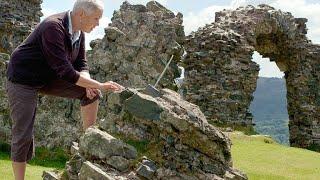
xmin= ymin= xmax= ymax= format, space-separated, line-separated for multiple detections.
xmin=0 ymin=141 xmax=68 ymax=169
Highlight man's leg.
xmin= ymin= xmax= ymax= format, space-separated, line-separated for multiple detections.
xmin=12 ymin=162 xmax=26 ymax=180
xmin=81 ymin=99 xmax=99 ymax=130
xmin=6 ymin=81 xmax=38 ymax=180
xmin=39 ymin=79 xmax=101 ymax=131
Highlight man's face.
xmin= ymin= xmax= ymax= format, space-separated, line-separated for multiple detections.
xmin=80 ymin=9 xmax=103 ymax=33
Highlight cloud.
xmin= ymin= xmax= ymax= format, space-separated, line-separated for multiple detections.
xmin=231 ymin=0 xmax=277 ymax=8
xmin=183 ymin=5 xmax=230 ymax=35
xmin=110 ymin=0 xmax=167 ymax=6
xmin=41 ymin=8 xmax=58 ymax=19
xmin=252 ymin=52 xmax=284 ymax=77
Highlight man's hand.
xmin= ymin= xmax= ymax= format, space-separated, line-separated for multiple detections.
xmin=101 ymin=81 xmax=125 ymax=92
xmin=86 ymin=88 xmax=102 ymax=99
xmin=77 ymin=71 xmax=124 ymax=94
xmin=79 ymin=71 xmax=102 ymax=99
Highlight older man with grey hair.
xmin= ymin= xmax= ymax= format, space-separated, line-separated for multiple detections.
xmin=6 ymin=0 xmax=124 ymax=179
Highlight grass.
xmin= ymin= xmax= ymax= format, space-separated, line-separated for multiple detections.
xmin=0 ymin=142 xmax=68 ymax=180
xmin=229 ymin=131 xmax=320 ymax=180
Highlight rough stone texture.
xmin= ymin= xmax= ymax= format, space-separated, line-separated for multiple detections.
xmin=87 ymin=1 xmax=184 ymax=89
xmin=106 ymin=156 xmax=130 ymax=172
xmin=183 ymin=4 xmax=320 ymax=149
xmin=35 ymin=97 xmax=83 ymax=148
xmin=79 ymin=161 xmax=114 ymax=180
xmin=42 ymin=171 xmax=59 ymax=180
xmin=65 ymin=153 xmax=84 ymax=180
xmin=0 ymin=53 xmax=10 ymax=143
xmin=57 ymin=88 xmax=246 ymax=179
xmin=0 ymin=0 xmax=43 ymax=53
xmin=79 ymin=127 xmax=137 ymax=160
xmin=94 ymin=88 xmax=244 ymax=179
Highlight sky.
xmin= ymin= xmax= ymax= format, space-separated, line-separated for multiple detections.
xmin=41 ymin=0 xmax=320 ymax=77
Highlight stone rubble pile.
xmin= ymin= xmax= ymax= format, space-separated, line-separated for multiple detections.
xmin=44 ymin=88 xmax=246 ymax=180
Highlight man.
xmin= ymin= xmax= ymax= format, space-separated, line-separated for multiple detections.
xmin=6 ymin=0 xmax=124 ymax=179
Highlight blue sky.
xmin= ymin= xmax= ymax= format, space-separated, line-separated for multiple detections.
xmin=41 ymin=0 xmax=320 ymax=77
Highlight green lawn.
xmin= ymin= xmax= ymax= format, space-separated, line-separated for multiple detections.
xmin=0 ymin=144 xmax=67 ymax=180
xmin=0 ymin=155 xmax=55 ymax=180
xmin=230 ymin=132 xmax=320 ymax=180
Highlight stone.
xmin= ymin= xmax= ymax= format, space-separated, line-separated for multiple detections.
xmin=141 ymin=158 xmax=157 ymax=171
xmin=224 ymin=168 xmax=248 ymax=180
xmin=42 ymin=171 xmax=59 ymax=180
xmin=105 ymin=26 xmax=126 ymax=41
xmin=87 ymin=1 xmax=184 ymax=90
xmin=124 ymin=93 xmax=163 ymax=121
xmin=70 ymin=142 xmax=79 ymax=155
xmin=0 ymin=53 xmax=10 ymax=143
xmin=0 ymin=0 xmax=42 ymax=54
xmin=106 ymin=156 xmax=130 ymax=172
xmin=135 ymin=157 xmax=157 ymax=179
xmin=79 ymin=127 xmax=137 ymax=160
xmin=65 ymin=153 xmax=84 ymax=180
xmin=95 ymin=88 xmax=240 ymax=179
xmin=127 ymin=171 xmax=141 ymax=180
xmin=136 ymin=164 xmax=155 ymax=180
xmin=79 ymin=161 xmax=113 ymax=180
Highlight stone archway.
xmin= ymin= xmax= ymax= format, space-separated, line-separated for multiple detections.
xmin=184 ymin=4 xmax=320 ymax=149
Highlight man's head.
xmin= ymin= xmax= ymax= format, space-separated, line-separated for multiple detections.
xmin=72 ymin=0 xmax=104 ymax=33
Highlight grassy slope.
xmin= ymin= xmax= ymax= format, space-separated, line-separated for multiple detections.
xmin=229 ymin=132 xmax=320 ymax=180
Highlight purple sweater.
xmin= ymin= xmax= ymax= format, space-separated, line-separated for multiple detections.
xmin=7 ymin=11 xmax=88 ymax=86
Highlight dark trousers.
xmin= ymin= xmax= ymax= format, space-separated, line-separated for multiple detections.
xmin=6 ymin=79 xmax=99 ymax=162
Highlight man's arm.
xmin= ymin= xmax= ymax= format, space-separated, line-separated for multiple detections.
xmin=80 ymin=71 xmax=91 ymax=78
xmin=76 ymin=73 xmax=124 ymax=93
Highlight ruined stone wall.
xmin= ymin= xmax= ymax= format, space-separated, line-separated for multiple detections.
xmin=87 ymin=1 xmax=184 ymax=89
xmin=0 ymin=0 xmax=43 ymax=53
xmin=287 ymin=44 xmax=320 ymax=148
xmin=184 ymin=26 xmax=258 ymax=126
xmin=184 ymin=5 xmax=320 ymax=149
xmin=0 ymin=53 xmax=10 ymax=142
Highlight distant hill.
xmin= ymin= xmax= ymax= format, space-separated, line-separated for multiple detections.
xmin=249 ymin=77 xmax=289 ymax=145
